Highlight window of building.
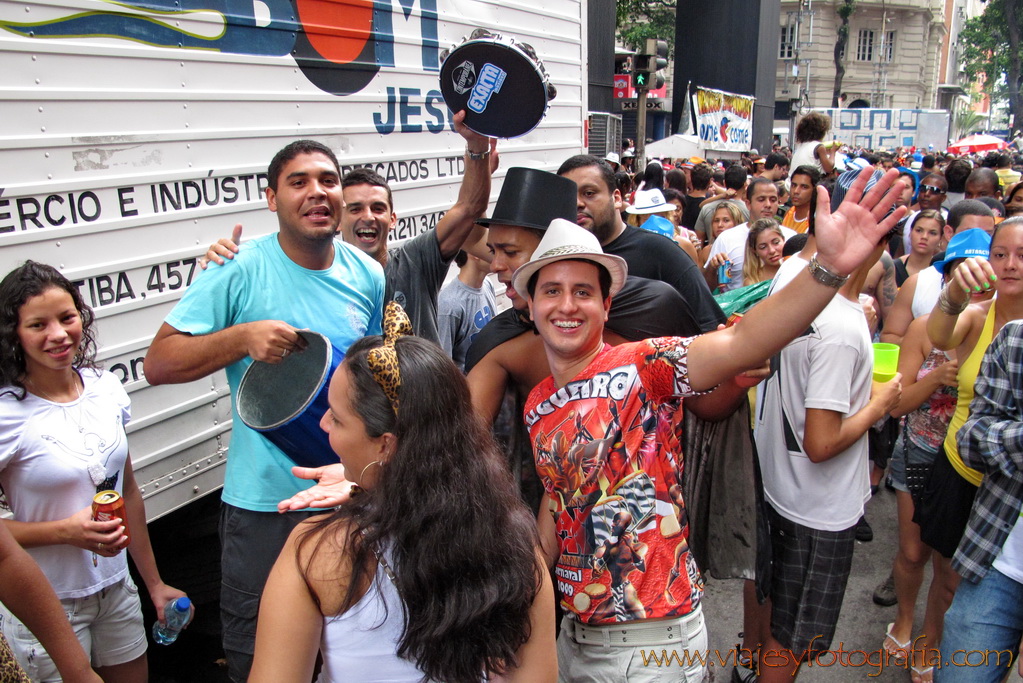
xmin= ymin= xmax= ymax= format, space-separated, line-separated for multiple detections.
xmin=779 ymin=24 xmax=796 ymax=59
xmin=881 ymin=30 xmax=895 ymax=62
xmin=856 ymin=29 xmax=874 ymax=61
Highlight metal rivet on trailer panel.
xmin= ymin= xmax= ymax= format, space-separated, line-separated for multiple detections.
xmin=38 ymin=106 xmax=42 ymax=112
xmin=55 ymin=241 xmax=60 ymax=247
xmin=40 ymin=126 xmax=45 ymax=131
xmin=44 ymin=152 xmax=49 ymax=157
xmin=193 ymin=486 xmax=199 ymax=493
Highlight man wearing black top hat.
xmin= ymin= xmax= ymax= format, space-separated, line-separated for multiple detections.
xmin=464 ymin=167 xmax=705 ymax=421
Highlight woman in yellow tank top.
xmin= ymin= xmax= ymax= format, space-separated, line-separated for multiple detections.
xmin=916 ymin=219 xmax=1023 ymax=683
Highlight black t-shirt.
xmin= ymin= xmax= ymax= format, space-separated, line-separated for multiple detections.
xmin=603 ymin=225 xmax=725 ymax=332
xmin=464 ymin=275 xmax=702 ymax=373
xmin=680 ymin=193 xmax=706 ymax=231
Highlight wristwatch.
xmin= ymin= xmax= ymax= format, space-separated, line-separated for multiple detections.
xmin=465 ymin=147 xmax=490 ymax=160
xmin=807 ymin=254 xmax=849 ymax=288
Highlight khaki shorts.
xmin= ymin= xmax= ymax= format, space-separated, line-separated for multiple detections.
xmin=0 ymin=574 xmax=146 ymax=682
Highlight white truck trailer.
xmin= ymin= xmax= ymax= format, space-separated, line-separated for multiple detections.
xmin=0 ymin=0 xmax=586 ymax=545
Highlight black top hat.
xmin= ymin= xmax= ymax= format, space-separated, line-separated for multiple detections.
xmin=476 ymin=167 xmax=577 ymax=230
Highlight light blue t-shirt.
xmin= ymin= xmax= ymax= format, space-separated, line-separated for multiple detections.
xmin=165 ymin=234 xmax=385 ymax=511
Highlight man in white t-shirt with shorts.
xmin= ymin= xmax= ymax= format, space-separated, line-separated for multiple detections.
xmin=752 ymin=169 xmax=903 ymax=682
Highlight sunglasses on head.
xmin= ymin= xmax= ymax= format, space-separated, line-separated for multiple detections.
xmin=919 ymin=184 xmax=946 ymax=194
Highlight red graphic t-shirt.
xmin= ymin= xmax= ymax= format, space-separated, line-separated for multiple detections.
xmin=525 ymin=338 xmax=704 ymax=624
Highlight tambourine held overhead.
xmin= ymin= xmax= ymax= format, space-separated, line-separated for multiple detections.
xmin=440 ymin=29 xmax=556 ymax=139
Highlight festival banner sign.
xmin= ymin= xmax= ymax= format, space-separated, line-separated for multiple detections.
xmin=693 ymin=86 xmax=755 ymax=152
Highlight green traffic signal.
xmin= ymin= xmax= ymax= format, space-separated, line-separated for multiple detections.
xmin=633 ymin=38 xmax=667 ymax=90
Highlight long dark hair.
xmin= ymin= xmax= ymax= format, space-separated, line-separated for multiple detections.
xmin=642 ymin=161 xmax=665 ymax=190
xmin=0 ymin=261 xmax=98 ymax=398
xmin=299 ymin=336 xmax=541 ymax=683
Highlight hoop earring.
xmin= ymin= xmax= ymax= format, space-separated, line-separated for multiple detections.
xmin=360 ymin=460 xmax=382 ymax=482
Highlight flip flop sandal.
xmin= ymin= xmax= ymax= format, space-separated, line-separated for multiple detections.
xmin=911 ymin=665 xmax=934 ymax=683
xmin=883 ymin=622 xmax=909 ymax=663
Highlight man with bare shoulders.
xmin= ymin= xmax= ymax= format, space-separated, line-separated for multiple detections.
xmin=464 ymin=168 xmax=704 ymax=422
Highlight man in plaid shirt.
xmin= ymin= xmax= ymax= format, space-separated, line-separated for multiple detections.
xmin=940 ymin=317 xmax=1023 ymax=682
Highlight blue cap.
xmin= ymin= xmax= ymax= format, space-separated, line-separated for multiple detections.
xmin=933 ymin=228 xmax=991 ymax=274
xmin=174 ymin=597 xmax=191 ymax=611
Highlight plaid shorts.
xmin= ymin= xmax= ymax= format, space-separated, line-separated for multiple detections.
xmin=766 ymin=505 xmax=856 ymax=653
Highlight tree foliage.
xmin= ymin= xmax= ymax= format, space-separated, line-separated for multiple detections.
xmin=616 ymin=0 xmax=676 ymax=54
xmin=959 ymin=0 xmax=1023 ymax=131
xmin=955 ymin=107 xmax=990 ymax=137
xmin=832 ymin=0 xmax=856 ymax=107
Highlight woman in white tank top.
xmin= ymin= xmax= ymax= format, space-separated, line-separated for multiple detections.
xmin=250 ymin=304 xmax=556 ymax=683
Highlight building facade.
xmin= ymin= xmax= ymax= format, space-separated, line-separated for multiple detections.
xmin=776 ymin=0 xmax=947 ymax=113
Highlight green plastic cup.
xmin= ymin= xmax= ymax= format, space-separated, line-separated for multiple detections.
xmin=872 ymin=343 xmax=899 ymax=382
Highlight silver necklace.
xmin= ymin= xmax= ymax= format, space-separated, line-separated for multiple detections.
xmin=29 ymin=375 xmax=84 ymax=432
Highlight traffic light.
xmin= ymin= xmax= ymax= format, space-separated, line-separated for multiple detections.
xmin=633 ymin=38 xmax=668 ymax=90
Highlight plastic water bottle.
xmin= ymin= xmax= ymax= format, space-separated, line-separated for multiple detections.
xmin=152 ymin=597 xmax=191 ymax=645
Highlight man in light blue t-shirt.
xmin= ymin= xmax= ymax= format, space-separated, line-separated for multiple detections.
xmin=144 ymin=140 xmax=384 ymax=682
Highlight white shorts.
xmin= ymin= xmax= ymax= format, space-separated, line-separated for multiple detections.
xmin=0 ymin=574 xmax=147 ymax=681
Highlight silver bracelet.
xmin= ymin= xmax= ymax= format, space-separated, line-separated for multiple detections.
xmin=937 ymin=284 xmax=969 ymax=316
xmin=465 ymin=147 xmax=490 ymax=160
xmin=806 ymin=254 xmax=849 ymax=288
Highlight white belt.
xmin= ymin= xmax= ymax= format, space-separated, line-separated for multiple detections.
xmin=562 ymin=606 xmax=704 ymax=647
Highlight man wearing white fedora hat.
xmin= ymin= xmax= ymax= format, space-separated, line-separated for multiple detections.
xmin=605 ymin=152 xmax=621 ymax=173
xmin=514 ymin=169 xmax=907 ymax=682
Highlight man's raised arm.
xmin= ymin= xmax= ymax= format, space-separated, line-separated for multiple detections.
xmin=434 ymin=111 xmax=496 ymax=261
xmin=687 ymin=168 xmax=906 ymax=391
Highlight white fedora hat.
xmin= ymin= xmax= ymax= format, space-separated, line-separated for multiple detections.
xmin=626 ymin=188 xmax=674 ymax=215
xmin=511 ymin=218 xmax=628 ymax=298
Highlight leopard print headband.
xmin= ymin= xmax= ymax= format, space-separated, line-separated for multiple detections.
xmin=367 ymin=302 xmax=413 ymax=413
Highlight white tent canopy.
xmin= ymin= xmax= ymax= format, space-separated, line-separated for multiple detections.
xmin=643 ymin=134 xmax=744 ymax=164
xmin=643 ymin=134 xmax=703 ymax=161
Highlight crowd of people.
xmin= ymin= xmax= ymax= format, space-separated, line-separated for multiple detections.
xmin=1 ymin=108 xmax=1022 ymax=683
